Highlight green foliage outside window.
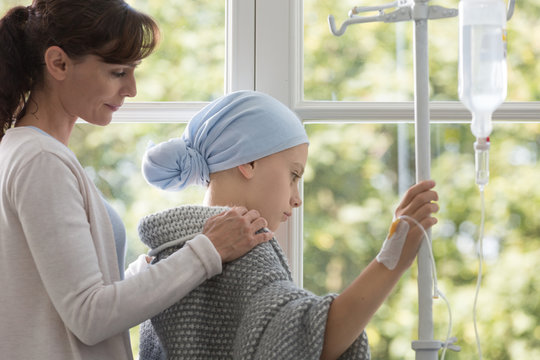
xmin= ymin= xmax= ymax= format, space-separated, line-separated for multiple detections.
xmin=302 ymin=2 xmax=540 ymax=358
xmin=125 ymin=0 xmax=226 ymax=101
xmin=303 ymin=123 xmax=540 ymax=359
xmin=304 ymin=0 xmax=540 ymax=102
xmin=2 ymin=0 xmax=539 ymax=358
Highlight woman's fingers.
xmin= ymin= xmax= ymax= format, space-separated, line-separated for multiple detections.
xmin=203 ymin=207 xmax=272 ymax=263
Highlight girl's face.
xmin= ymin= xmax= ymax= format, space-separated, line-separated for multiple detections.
xmin=60 ymin=55 xmax=138 ymax=125
xmin=245 ymin=143 xmax=308 ymax=232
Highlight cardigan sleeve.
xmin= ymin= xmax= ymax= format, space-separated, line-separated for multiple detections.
xmin=234 ymin=280 xmax=370 ymax=360
xmin=12 ymin=151 xmax=222 ymax=345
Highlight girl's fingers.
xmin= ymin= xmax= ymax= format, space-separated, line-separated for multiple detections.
xmin=397 ymin=189 xmax=438 ymax=220
xmin=399 ymin=180 xmax=436 ymax=208
xmin=406 ymin=216 xmax=438 ymax=244
xmin=411 ymin=199 xmax=439 ymax=220
xmin=404 ymin=190 xmax=438 ymax=215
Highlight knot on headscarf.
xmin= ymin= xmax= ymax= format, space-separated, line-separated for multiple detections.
xmin=142 ymin=90 xmax=309 ymax=191
xmin=142 ymin=138 xmax=210 ymax=191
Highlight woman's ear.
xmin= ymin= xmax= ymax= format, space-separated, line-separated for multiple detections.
xmin=237 ymin=161 xmax=256 ymax=180
xmin=44 ymin=46 xmax=70 ymax=81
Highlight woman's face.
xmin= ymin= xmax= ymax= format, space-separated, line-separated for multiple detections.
xmin=60 ymin=54 xmax=138 ymax=126
xmin=245 ymin=143 xmax=309 ymax=232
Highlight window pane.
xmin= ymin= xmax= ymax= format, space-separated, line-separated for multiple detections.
xmin=304 ymin=122 xmax=540 ymax=359
xmin=0 ymin=1 xmax=226 ymax=102
xmin=304 ymin=0 xmax=540 ymax=101
xmin=127 ymin=0 xmax=225 ymax=101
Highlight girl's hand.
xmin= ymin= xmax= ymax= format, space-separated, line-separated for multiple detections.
xmin=393 ymin=180 xmax=439 ymax=271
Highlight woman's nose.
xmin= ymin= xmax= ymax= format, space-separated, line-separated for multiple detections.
xmin=122 ymin=74 xmax=137 ymax=98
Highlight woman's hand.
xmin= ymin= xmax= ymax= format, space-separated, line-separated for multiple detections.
xmin=393 ymin=180 xmax=439 ymax=271
xmin=202 ymin=206 xmax=273 ymax=263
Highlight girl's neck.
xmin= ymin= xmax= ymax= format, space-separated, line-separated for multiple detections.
xmin=203 ymin=184 xmax=232 ymax=207
xmin=204 ymin=172 xmax=248 ymax=209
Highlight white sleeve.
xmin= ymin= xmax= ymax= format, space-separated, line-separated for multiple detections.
xmin=124 ymin=254 xmax=151 ymax=279
xmin=14 ymin=152 xmax=221 ymax=345
xmin=125 ymin=233 xmax=220 ymax=279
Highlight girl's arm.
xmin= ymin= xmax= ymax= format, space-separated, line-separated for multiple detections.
xmin=321 ymin=180 xmax=439 ymax=360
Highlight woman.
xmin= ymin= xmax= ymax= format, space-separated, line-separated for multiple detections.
xmin=0 ymin=2 xmax=271 ymax=359
xmin=137 ymin=91 xmax=439 ymax=359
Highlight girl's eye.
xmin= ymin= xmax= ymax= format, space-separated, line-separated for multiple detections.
xmin=112 ymin=71 xmax=127 ymax=78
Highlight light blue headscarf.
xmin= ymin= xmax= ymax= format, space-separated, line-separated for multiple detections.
xmin=142 ymin=90 xmax=309 ymax=191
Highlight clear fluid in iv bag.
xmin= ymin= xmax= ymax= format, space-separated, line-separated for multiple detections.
xmin=459 ymin=24 xmax=507 ymax=138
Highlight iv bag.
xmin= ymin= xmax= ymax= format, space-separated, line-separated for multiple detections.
xmin=458 ymin=0 xmax=507 ymax=139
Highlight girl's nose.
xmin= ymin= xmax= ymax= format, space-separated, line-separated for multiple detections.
xmin=291 ymin=193 xmax=302 ymax=208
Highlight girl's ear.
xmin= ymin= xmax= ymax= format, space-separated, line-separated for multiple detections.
xmin=237 ymin=161 xmax=256 ymax=180
xmin=44 ymin=46 xmax=71 ymax=81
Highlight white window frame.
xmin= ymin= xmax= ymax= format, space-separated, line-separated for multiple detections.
xmin=112 ymin=0 xmax=256 ymax=124
xmin=255 ymin=0 xmax=540 ymax=286
xmin=112 ymin=0 xmax=540 ymax=286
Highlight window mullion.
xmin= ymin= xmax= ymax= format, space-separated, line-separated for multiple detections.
xmin=255 ymin=0 xmax=303 ymax=286
xmin=226 ymin=0 xmax=256 ymax=92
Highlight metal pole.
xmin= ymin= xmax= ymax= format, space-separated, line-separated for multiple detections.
xmin=328 ymin=3 xmax=461 ymax=357
xmin=411 ymin=0 xmax=439 ymax=358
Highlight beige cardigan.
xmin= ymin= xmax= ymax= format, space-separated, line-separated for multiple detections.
xmin=0 ymin=127 xmax=222 ymax=360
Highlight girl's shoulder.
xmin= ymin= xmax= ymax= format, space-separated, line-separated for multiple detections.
xmin=223 ymin=237 xmax=293 ymax=283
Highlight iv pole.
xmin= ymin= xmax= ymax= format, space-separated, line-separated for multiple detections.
xmin=329 ymin=1 xmax=457 ymax=359
xmin=329 ymin=0 xmax=516 ymax=358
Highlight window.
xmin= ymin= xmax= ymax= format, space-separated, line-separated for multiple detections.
xmin=258 ymin=1 xmax=540 ymax=359
xmin=3 ymin=0 xmax=539 ymax=358
xmin=126 ymin=0 xmax=226 ymax=101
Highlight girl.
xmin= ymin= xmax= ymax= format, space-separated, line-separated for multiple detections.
xmin=138 ymin=90 xmax=439 ymax=359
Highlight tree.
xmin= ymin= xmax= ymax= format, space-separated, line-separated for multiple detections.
xmin=2 ymin=0 xmax=539 ymax=358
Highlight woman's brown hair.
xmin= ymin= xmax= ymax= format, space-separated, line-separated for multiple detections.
xmin=0 ymin=0 xmax=160 ymax=140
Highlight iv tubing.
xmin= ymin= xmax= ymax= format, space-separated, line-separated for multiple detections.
xmin=399 ymin=215 xmax=438 ymax=297
xmin=399 ymin=214 xmax=454 ymax=360
xmin=473 ymin=189 xmax=486 ymax=359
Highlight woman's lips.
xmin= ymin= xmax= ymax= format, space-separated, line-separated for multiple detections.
xmin=106 ymin=104 xmax=122 ymax=112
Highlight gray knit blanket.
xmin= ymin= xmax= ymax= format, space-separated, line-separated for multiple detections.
xmin=138 ymin=205 xmax=370 ymax=360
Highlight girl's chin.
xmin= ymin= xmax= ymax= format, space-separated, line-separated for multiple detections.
xmin=267 ymin=220 xmax=285 ymax=233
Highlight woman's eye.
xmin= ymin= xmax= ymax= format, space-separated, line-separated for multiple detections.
xmin=112 ymin=71 xmax=127 ymax=78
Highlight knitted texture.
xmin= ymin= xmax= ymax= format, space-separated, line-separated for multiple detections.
xmin=138 ymin=205 xmax=370 ymax=360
